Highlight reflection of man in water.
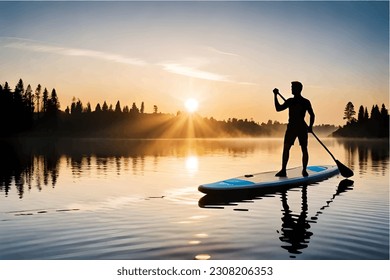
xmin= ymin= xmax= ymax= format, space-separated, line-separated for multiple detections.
xmin=279 ymin=188 xmax=313 ymax=256
xmin=273 ymin=81 xmax=315 ymax=177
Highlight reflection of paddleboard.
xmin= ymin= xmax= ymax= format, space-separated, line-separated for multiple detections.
xmin=198 ymin=165 xmax=339 ymax=194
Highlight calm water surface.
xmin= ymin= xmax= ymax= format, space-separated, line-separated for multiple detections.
xmin=0 ymin=138 xmax=388 ymax=260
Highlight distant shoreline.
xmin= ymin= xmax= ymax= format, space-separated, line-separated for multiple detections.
xmin=2 ymin=135 xmax=389 ymax=142
xmin=2 ymin=78 xmax=388 ymax=139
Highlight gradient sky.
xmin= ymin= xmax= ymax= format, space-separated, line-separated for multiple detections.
xmin=0 ymin=1 xmax=388 ymax=125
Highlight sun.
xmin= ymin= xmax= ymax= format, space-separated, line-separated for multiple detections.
xmin=184 ymin=98 xmax=199 ymax=113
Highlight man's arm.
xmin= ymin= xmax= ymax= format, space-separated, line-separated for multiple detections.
xmin=307 ymin=102 xmax=315 ymax=132
xmin=273 ymin=88 xmax=288 ymax=112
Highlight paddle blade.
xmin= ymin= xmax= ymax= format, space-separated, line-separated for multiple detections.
xmin=336 ymin=160 xmax=354 ymax=178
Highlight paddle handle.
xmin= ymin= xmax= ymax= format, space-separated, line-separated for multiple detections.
xmin=275 ymin=91 xmax=287 ymax=102
xmin=275 ymin=91 xmax=337 ymax=162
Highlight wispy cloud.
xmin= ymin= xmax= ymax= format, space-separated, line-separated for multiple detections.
xmin=203 ymin=46 xmax=240 ymax=57
xmin=1 ymin=37 xmax=257 ymax=85
xmin=161 ymin=63 xmax=257 ymax=86
xmin=161 ymin=63 xmax=231 ymax=82
xmin=1 ymin=37 xmax=147 ymax=66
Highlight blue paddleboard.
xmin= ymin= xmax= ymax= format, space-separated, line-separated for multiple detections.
xmin=198 ymin=165 xmax=339 ymax=194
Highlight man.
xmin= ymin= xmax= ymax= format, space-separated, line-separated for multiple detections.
xmin=273 ymin=81 xmax=315 ymax=177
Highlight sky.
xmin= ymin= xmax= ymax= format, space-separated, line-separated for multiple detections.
xmin=0 ymin=0 xmax=388 ymax=125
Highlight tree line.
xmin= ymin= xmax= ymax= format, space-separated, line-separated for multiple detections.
xmin=0 ymin=79 xmax=60 ymax=136
xmin=0 ymin=78 xmax=351 ymax=138
xmin=332 ymin=101 xmax=389 ymax=138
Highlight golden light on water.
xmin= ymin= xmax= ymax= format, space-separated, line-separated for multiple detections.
xmin=195 ymin=254 xmax=211 ymax=260
xmin=185 ymin=156 xmax=199 ymax=175
xmin=195 ymin=233 xmax=209 ymax=238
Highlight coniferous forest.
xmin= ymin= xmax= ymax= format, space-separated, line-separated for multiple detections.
xmin=332 ymin=101 xmax=389 ymax=138
xmin=1 ymin=78 xmax=388 ymax=138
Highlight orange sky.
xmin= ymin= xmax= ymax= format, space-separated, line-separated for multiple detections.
xmin=0 ymin=1 xmax=388 ymax=125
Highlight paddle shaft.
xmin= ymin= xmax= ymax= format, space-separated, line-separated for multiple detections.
xmin=275 ymin=91 xmax=337 ymax=162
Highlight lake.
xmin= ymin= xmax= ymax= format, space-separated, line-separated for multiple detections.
xmin=0 ymin=137 xmax=388 ymax=260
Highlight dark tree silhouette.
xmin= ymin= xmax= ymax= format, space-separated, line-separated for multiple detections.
xmin=334 ymin=102 xmax=389 ymax=138
xmin=343 ymin=102 xmax=356 ymax=123
xmin=85 ymin=102 xmax=92 ymax=113
xmin=130 ymin=102 xmax=139 ymax=114
xmin=357 ymin=105 xmax=365 ymax=123
xmin=42 ymin=88 xmax=49 ymax=113
xmin=95 ymin=103 xmax=102 ymax=113
xmin=102 ymin=101 xmax=108 ymax=112
xmin=46 ymin=88 xmax=60 ymax=116
xmin=115 ymin=101 xmax=122 ymax=113
xmin=35 ymin=84 xmax=41 ymax=118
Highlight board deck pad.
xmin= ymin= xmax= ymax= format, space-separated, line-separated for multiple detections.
xmin=198 ymin=165 xmax=339 ymax=194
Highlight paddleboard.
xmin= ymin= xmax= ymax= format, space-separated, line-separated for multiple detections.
xmin=198 ymin=165 xmax=339 ymax=194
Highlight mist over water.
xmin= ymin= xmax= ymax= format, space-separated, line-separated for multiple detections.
xmin=0 ymin=138 xmax=388 ymax=260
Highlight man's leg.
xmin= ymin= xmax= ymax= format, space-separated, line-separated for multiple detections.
xmin=299 ymin=130 xmax=309 ymax=177
xmin=301 ymin=145 xmax=309 ymax=177
xmin=276 ymin=144 xmax=291 ymax=177
xmin=282 ymin=143 xmax=291 ymax=170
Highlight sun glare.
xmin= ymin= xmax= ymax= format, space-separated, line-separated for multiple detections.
xmin=185 ymin=98 xmax=199 ymax=113
xmin=185 ymin=156 xmax=199 ymax=175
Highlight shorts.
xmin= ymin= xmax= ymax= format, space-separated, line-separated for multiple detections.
xmin=284 ymin=124 xmax=308 ymax=147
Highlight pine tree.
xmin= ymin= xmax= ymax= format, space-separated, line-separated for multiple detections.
xmin=71 ymin=97 xmax=77 ymax=114
xmin=85 ymin=102 xmax=92 ymax=113
xmin=343 ymin=102 xmax=356 ymax=123
xmin=14 ymin=78 xmax=24 ymax=104
xmin=130 ymin=102 xmax=139 ymax=114
xmin=115 ymin=101 xmax=122 ymax=113
xmin=51 ymin=88 xmax=60 ymax=110
xmin=358 ymin=105 xmax=365 ymax=123
xmin=35 ymin=84 xmax=41 ymax=117
xmin=71 ymin=98 xmax=83 ymax=115
xmin=364 ymin=107 xmax=369 ymax=121
xmin=24 ymin=84 xmax=34 ymax=114
xmin=380 ymin=104 xmax=388 ymax=120
xmin=42 ymin=88 xmax=49 ymax=113
xmin=3 ymin=82 xmax=11 ymax=94
xmin=370 ymin=105 xmax=381 ymax=121
xmin=46 ymin=88 xmax=60 ymax=116
xmin=14 ymin=79 xmax=24 ymax=94
xmin=95 ymin=103 xmax=102 ymax=113
xmin=102 ymin=101 xmax=108 ymax=112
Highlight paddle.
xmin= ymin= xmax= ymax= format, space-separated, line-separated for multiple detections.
xmin=275 ymin=92 xmax=354 ymax=178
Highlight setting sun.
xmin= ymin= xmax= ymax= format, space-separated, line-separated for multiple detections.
xmin=185 ymin=98 xmax=199 ymax=113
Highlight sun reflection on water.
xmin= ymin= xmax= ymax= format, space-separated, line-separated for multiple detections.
xmin=185 ymin=155 xmax=199 ymax=175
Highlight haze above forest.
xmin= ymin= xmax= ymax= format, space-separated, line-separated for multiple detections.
xmin=1 ymin=79 xmax=388 ymax=139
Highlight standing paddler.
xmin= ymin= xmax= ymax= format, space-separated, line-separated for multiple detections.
xmin=273 ymin=81 xmax=315 ymax=177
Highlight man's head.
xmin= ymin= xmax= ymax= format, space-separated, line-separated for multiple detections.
xmin=291 ymin=81 xmax=303 ymax=96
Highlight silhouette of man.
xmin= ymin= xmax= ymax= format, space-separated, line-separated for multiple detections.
xmin=273 ymin=81 xmax=315 ymax=177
